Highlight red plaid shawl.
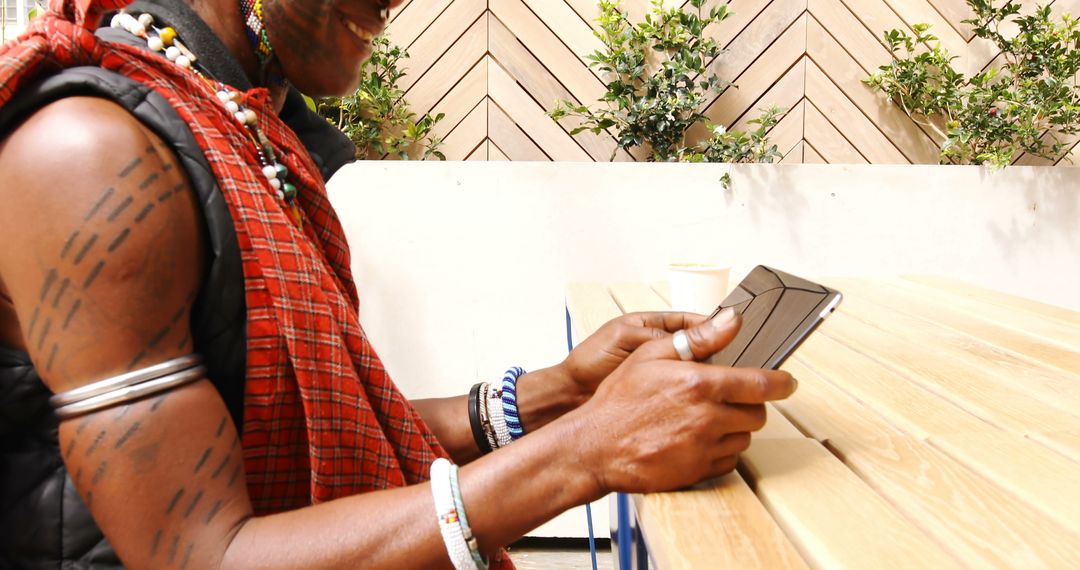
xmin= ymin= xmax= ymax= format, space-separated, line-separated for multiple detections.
xmin=1 ymin=1 xmax=512 ymax=565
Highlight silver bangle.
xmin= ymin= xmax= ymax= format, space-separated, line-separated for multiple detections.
xmin=53 ymin=365 xmax=206 ymax=420
xmin=49 ymin=354 xmax=202 ymax=408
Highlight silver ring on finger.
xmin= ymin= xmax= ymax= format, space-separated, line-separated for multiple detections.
xmin=673 ymin=329 xmax=694 ymax=361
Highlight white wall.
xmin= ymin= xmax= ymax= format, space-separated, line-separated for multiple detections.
xmin=326 ymin=162 xmax=1079 ymax=535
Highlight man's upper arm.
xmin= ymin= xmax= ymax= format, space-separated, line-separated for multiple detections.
xmin=0 ymin=96 xmax=204 ymax=383
xmin=0 ymin=97 xmax=252 ymax=568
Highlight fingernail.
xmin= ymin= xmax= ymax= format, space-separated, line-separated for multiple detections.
xmin=711 ymin=307 xmax=736 ymax=328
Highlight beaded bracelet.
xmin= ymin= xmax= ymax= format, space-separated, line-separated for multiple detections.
xmin=468 ymin=383 xmax=492 ymax=454
xmin=431 ymin=458 xmax=477 ymax=569
xmin=478 ymin=383 xmax=499 ymax=452
xmin=500 ymin=367 xmax=526 ymax=440
xmin=486 ymin=385 xmax=512 ymax=448
xmin=449 ymin=463 xmax=488 ymax=568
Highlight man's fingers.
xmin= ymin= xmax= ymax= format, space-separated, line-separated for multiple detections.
xmin=718 ymin=368 xmax=798 ymax=404
xmin=634 ymin=307 xmax=742 ymax=362
xmin=627 ymin=311 xmax=708 ymax=334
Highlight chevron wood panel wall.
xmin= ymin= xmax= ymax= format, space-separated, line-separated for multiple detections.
xmin=386 ymin=0 xmax=1078 ymax=164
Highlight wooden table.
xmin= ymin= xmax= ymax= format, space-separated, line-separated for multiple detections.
xmin=565 ymin=276 xmax=1080 ymax=569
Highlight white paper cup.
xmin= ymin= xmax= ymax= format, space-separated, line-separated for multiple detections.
xmin=668 ymin=263 xmax=730 ymax=315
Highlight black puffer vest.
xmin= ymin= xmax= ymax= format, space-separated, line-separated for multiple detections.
xmin=0 ymin=2 xmax=355 ymax=567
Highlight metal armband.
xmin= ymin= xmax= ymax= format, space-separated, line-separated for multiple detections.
xmin=49 ymin=355 xmax=206 ymax=419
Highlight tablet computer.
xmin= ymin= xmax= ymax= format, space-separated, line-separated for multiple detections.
xmin=706 ymin=266 xmax=842 ymax=370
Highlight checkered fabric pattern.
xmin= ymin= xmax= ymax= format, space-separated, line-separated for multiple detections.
xmin=1 ymin=2 xmax=513 ymax=566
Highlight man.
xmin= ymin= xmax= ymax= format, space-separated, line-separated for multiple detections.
xmin=0 ymin=0 xmax=797 ymax=568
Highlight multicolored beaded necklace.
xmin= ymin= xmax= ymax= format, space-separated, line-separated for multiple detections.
xmin=110 ymin=11 xmax=303 ymax=229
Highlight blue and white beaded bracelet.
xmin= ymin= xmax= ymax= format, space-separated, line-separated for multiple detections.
xmin=500 ymin=367 xmax=526 ymax=440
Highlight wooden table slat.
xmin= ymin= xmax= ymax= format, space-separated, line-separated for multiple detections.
xmin=931 ymin=430 xmax=1080 ymax=536
xmin=741 ymin=439 xmax=962 ymax=569
xmin=793 ymin=333 xmax=992 ymax=440
xmin=608 ymin=281 xmax=670 ymax=313
xmin=828 ymin=278 xmax=1080 ymax=377
xmin=825 ymin=293 xmax=1080 ymax=423
xmin=902 ymin=275 xmax=1080 ymax=328
xmin=778 ymin=357 xmax=907 ymax=443
xmin=829 ymin=436 xmax=1080 ymax=568
xmin=634 ymin=473 xmax=810 ymax=570
xmin=565 ymin=283 xmax=623 ymax=340
xmin=1028 ymin=430 xmax=1080 ymax=463
xmin=756 ymin=404 xmax=808 ymax=439
xmin=876 ymin=278 xmax=1080 ymax=349
xmin=819 ymin=307 xmax=1080 ymax=436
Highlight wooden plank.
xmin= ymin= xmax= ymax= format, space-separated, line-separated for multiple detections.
xmin=925 ymin=0 xmax=977 ymax=40
xmin=931 ymin=429 xmax=1080 ymax=535
xmin=804 ymin=101 xmax=867 ymax=164
xmin=405 ymin=14 xmax=487 ymax=114
xmin=817 ymin=300 xmax=1080 ymax=436
xmin=778 ymin=357 xmax=906 ymax=443
xmin=830 ymin=436 xmax=1080 ymax=568
xmin=794 ymin=332 xmax=992 ymax=439
xmin=829 ymin=278 xmax=1080 ymax=377
xmin=427 ymin=58 xmax=488 ymax=141
xmin=879 ymin=0 xmax=999 ymax=76
xmin=705 ymin=15 xmax=808 ymax=130
xmin=831 ymin=291 xmax=1080 ymax=424
xmin=607 ymin=282 xmax=669 ymax=313
xmin=702 ymin=0 xmax=806 ymax=101
xmin=385 ymin=0 xmax=454 ymax=48
xmin=704 ymin=0 xmax=777 ymax=50
xmin=395 ymin=0 xmax=485 ymax=92
xmin=488 ymin=101 xmax=548 ymax=161
xmin=741 ymin=439 xmax=962 ymax=569
xmin=879 ymin=278 xmax=1080 ymax=348
xmin=488 ymin=60 xmax=593 ymax=161
xmin=488 ymin=141 xmax=510 ymax=162
xmin=463 ymin=140 xmax=487 ymax=161
xmin=901 ymin=275 xmax=1080 ymax=328
xmin=806 ymin=11 xmax=941 ymax=163
xmin=803 ymin=143 xmax=827 ymax=163
xmin=805 ymin=60 xmax=908 ymax=163
xmin=780 ymin=141 xmax=804 ymax=164
xmin=491 ymin=0 xmax=607 ymax=106
xmin=521 ymin=0 xmax=604 ymax=69
xmin=757 ymin=404 xmax=807 ymax=439
xmin=809 ymin=0 xmax=893 ymax=70
xmin=441 ymin=100 xmax=487 ymax=161
xmin=729 ymin=60 xmax=807 ymax=134
xmin=564 ymin=283 xmax=622 ymax=341
xmin=1029 ymin=430 xmax=1080 ymax=463
xmin=634 ymin=472 xmax=810 ymax=570
xmin=488 ymin=15 xmax=631 ymax=162
xmin=650 ymin=281 xmax=671 ymax=305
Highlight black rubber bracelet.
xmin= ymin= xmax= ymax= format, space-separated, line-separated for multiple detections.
xmin=468 ymin=382 xmax=493 ymax=454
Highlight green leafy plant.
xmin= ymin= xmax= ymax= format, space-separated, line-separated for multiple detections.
xmin=318 ymin=35 xmax=445 ymax=160
xmin=865 ymin=0 xmax=1080 ymax=167
xmin=549 ymin=0 xmax=784 ymax=164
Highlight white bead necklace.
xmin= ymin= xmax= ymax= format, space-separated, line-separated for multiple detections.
xmin=111 ymin=11 xmax=303 ymax=228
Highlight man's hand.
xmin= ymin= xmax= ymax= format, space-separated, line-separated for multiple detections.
xmin=560 ymin=311 xmax=709 ymax=399
xmin=572 ymin=309 xmax=799 ymax=494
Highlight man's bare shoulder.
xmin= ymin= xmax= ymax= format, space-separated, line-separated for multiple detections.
xmin=0 ymin=96 xmax=206 ymax=391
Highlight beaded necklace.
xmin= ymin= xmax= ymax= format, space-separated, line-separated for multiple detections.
xmin=110 ymin=11 xmax=303 ymax=229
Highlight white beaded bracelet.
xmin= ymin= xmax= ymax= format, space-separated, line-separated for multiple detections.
xmin=478 ymin=383 xmax=500 ymax=451
xmin=486 ymin=386 xmax=512 ymax=448
xmin=430 ymin=458 xmax=478 ymax=570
